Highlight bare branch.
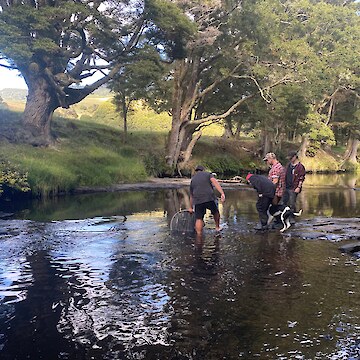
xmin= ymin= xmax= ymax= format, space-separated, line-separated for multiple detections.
xmin=178 ymin=130 xmax=202 ymax=170
xmin=65 ymin=61 xmax=124 ymax=106
xmin=0 ymin=62 xmax=18 ymax=70
xmin=232 ymin=74 xmax=274 ymax=103
xmin=191 ymin=76 xmax=292 ymax=127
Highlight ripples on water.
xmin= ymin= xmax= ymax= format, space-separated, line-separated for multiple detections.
xmin=0 ymin=189 xmax=360 ymax=359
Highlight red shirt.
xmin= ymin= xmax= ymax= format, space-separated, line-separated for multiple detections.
xmin=268 ymin=161 xmax=285 ymax=197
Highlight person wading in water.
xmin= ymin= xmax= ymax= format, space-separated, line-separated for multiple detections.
xmin=189 ymin=165 xmax=225 ymax=236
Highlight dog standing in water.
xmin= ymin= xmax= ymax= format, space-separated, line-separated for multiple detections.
xmin=267 ymin=204 xmax=303 ymax=232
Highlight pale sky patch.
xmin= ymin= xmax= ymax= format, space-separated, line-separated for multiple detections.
xmin=0 ymin=67 xmax=27 ymax=90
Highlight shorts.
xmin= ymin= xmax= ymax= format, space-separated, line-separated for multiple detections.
xmin=194 ymin=201 xmax=219 ymax=220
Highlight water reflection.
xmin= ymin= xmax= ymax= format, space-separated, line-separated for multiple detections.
xmin=2 ymin=173 xmax=360 ymax=222
xmin=193 ymin=235 xmax=220 ymax=276
xmin=5 ymin=191 xmax=165 ymax=221
xmin=0 ymin=250 xmax=79 ymax=359
xmin=0 ymin=174 xmax=360 ymax=359
xmin=164 ymin=188 xmax=191 ymax=226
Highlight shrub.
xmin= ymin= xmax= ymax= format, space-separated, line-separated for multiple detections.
xmin=0 ymin=160 xmax=30 ymax=198
xmin=203 ymin=155 xmax=243 ymax=175
xmin=143 ymin=152 xmax=169 ymax=177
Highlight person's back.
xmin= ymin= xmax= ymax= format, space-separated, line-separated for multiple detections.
xmin=189 ymin=165 xmax=225 ymax=235
xmin=247 ymin=173 xmax=275 ymax=230
xmin=190 ymin=171 xmax=216 ymax=205
xmin=248 ymin=174 xmax=276 ymax=199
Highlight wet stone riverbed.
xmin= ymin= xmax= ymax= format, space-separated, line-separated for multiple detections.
xmin=0 ymin=181 xmax=360 ymax=359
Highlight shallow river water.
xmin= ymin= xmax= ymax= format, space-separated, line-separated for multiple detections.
xmin=0 ymin=174 xmax=359 ymax=359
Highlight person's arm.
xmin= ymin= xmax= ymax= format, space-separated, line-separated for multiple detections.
xmin=295 ymin=164 xmax=306 ymax=193
xmin=210 ymin=177 xmax=226 ymax=202
xmin=279 ymin=166 xmax=286 ymax=189
xmin=271 ymin=175 xmax=279 ymax=185
xmin=269 ymin=167 xmax=279 ymax=185
xmin=189 ymin=194 xmax=194 ymax=213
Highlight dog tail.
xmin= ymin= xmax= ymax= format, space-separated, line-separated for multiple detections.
xmin=293 ymin=209 xmax=303 ymax=217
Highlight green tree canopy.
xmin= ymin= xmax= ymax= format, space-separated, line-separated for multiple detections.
xmin=0 ymin=0 xmax=195 ymax=145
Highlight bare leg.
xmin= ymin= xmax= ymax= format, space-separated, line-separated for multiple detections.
xmin=195 ymin=232 xmax=204 ymax=248
xmin=214 ymin=212 xmax=221 ymax=231
xmin=195 ymin=218 xmax=204 ymax=235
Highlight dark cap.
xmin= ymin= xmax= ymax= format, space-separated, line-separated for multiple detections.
xmin=287 ymin=151 xmax=298 ymax=159
xmin=195 ymin=165 xmax=205 ymax=171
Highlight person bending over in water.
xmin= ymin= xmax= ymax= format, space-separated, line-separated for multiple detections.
xmin=246 ymin=173 xmax=275 ymax=231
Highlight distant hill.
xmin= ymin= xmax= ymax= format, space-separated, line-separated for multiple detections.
xmin=90 ymin=86 xmax=111 ymax=97
xmin=0 ymin=88 xmax=27 ymax=101
xmin=0 ymin=86 xmax=111 ymax=102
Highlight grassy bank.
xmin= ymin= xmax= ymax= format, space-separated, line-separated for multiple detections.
xmin=0 ymin=94 xmax=356 ymax=198
xmin=0 ymin=113 xmax=151 ymax=196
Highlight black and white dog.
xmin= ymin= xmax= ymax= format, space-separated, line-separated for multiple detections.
xmin=267 ymin=204 xmax=303 ymax=232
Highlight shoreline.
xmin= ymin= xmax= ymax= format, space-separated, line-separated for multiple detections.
xmin=72 ymin=176 xmax=359 ymax=195
xmin=72 ymin=177 xmax=249 ymax=194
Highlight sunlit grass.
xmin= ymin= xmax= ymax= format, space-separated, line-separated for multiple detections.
xmin=302 ymin=149 xmax=339 ymax=173
xmin=72 ymin=98 xmax=224 ymax=136
xmin=0 ymin=114 xmax=148 ymax=196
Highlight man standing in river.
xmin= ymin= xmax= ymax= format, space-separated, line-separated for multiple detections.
xmin=189 ymin=165 xmax=225 ymax=235
xmin=263 ymin=152 xmax=285 ymax=205
xmin=283 ymin=151 xmax=306 ymax=215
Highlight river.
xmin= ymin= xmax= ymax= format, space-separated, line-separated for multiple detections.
xmin=0 ymin=174 xmax=359 ymax=359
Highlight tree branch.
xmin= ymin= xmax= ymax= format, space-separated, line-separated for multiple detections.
xmin=231 ymin=74 xmax=275 ymax=103
xmin=191 ymin=76 xmax=292 ymax=127
xmin=0 ymin=62 xmax=18 ymax=70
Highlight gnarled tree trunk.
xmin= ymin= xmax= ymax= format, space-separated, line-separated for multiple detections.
xmin=341 ymin=133 xmax=359 ymax=166
xmin=21 ymin=76 xmax=59 ymax=146
xmin=223 ymin=118 xmax=234 ymax=138
xmin=299 ymin=134 xmax=309 ymax=158
xmin=178 ymin=129 xmax=202 ymax=174
xmin=166 ymin=57 xmax=201 ymax=171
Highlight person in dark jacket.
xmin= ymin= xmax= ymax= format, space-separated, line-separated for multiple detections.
xmin=283 ymin=151 xmax=306 ymax=214
xmin=246 ymin=173 xmax=275 ymax=230
xmin=189 ymin=165 xmax=226 ymax=235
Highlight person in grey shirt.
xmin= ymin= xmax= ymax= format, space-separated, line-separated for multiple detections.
xmin=189 ymin=165 xmax=225 ymax=235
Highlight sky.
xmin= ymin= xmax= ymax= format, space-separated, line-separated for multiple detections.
xmin=0 ymin=67 xmax=27 ymax=90
xmin=0 ymin=64 xmax=104 ymax=90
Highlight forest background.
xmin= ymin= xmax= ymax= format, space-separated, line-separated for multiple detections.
xmin=0 ymin=0 xmax=360 ymax=199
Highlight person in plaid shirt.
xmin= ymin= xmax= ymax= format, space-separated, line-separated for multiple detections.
xmin=263 ymin=152 xmax=285 ymax=205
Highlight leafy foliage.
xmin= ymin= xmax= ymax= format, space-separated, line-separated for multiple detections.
xmin=0 ymin=159 xmax=30 ymax=198
xmin=303 ymin=112 xmax=336 ymax=156
xmin=203 ymin=155 xmax=244 ymax=176
xmin=145 ymin=0 xmax=197 ymax=59
xmin=143 ymin=152 xmax=170 ymax=177
xmin=0 ymin=0 xmax=195 ymax=144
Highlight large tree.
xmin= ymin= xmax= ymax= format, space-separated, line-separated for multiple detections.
xmin=164 ymin=0 xmax=306 ymax=172
xmin=280 ymin=0 xmax=360 ymax=157
xmin=0 ymin=0 xmax=194 ymax=145
xmin=333 ymin=95 xmax=360 ymax=167
xmin=224 ymin=0 xmax=360 ymax=159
